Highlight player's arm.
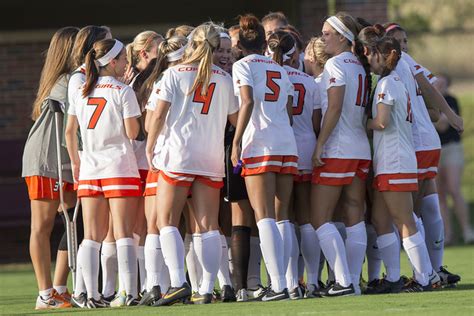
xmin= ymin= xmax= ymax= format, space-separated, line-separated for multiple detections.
xmin=144 ymin=109 xmax=154 ymax=132
xmin=367 ymin=103 xmax=391 ymax=130
xmin=124 ymin=117 xmax=140 ymax=140
xmin=65 ymin=114 xmax=80 ymax=182
xmin=146 ymin=99 xmax=171 ymax=170
xmin=231 ymin=85 xmax=254 ymax=167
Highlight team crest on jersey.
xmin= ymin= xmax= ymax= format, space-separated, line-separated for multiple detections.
xmin=378 ymin=93 xmax=385 ymax=100
xmin=329 ymin=77 xmax=336 ymax=84
xmin=156 ymin=88 xmax=161 ymax=94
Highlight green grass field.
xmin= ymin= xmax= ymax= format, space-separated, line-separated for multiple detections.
xmin=1 ymin=245 xmax=473 ymax=316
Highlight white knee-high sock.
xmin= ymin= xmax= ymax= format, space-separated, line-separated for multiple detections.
xmin=144 ymin=234 xmax=163 ymax=291
xmin=80 ymin=239 xmax=102 ymax=300
xmin=316 ymin=223 xmax=351 ymax=287
xmin=74 ymin=244 xmax=87 ymax=296
xmin=257 ymin=218 xmax=286 ymax=292
xmin=160 ymin=226 xmax=186 ymax=287
xmin=285 ymin=223 xmax=299 ymax=291
xmin=217 ymin=234 xmax=232 ymax=287
xmin=403 ymin=232 xmax=432 ymax=286
xmin=184 ymin=234 xmax=201 ymax=292
xmin=366 ymin=224 xmax=382 ymax=282
xmin=276 ymin=220 xmax=292 ymax=275
xmin=377 ymin=232 xmax=400 ymax=282
xmin=247 ymin=236 xmax=262 ymax=289
xmin=420 ymin=194 xmax=444 ymax=271
xmin=100 ymin=241 xmax=117 ymax=297
xmin=194 ymin=230 xmax=222 ymax=295
xmin=116 ymin=238 xmax=138 ymax=298
xmin=299 ymin=224 xmax=320 ymax=286
xmin=159 ymin=264 xmax=171 ymax=294
xmin=345 ymin=222 xmax=367 ymax=288
xmin=413 ymin=213 xmax=425 ymax=239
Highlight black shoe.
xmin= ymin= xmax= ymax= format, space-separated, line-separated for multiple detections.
xmin=438 ymin=266 xmax=461 ymax=287
xmin=401 ymin=279 xmax=424 ymax=293
xmin=71 ymin=292 xmax=87 ymax=308
xmin=305 ymin=284 xmax=322 ymax=298
xmin=139 ymin=286 xmax=162 ymax=306
xmin=364 ymin=278 xmax=403 ymax=294
xmin=101 ymin=293 xmax=115 ymax=306
xmin=289 ymin=286 xmax=303 ymax=300
xmin=247 ymin=284 xmax=267 ymax=301
xmin=321 ymin=282 xmax=355 ymax=297
xmin=365 ymin=278 xmax=380 ymax=291
xmin=153 ymin=283 xmax=191 ymax=306
xmin=86 ymin=297 xmax=108 ymax=308
xmin=191 ymin=292 xmax=213 ymax=305
xmin=261 ymin=288 xmax=289 ymax=302
xmin=125 ymin=295 xmax=140 ymax=306
xmin=221 ymin=285 xmax=236 ymax=302
xmin=318 ymin=280 xmax=326 ymax=290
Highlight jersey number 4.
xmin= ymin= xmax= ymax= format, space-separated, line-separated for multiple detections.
xmin=193 ymin=83 xmax=216 ymax=115
xmin=87 ymin=97 xmax=107 ymax=129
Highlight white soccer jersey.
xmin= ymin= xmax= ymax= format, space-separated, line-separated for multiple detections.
xmin=128 ymin=74 xmax=149 ymax=170
xmin=69 ymin=76 xmax=141 ymax=180
xmin=153 ymin=64 xmax=239 ymax=177
xmin=372 ymin=72 xmax=417 ymax=176
xmin=67 ymin=65 xmax=86 ymax=109
xmin=320 ymin=52 xmax=371 ymax=160
xmin=284 ymin=65 xmax=320 ymax=171
xmin=402 ymin=52 xmax=437 ymax=84
xmin=232 ymin=54 xmax=298 ymax=159
xmin=399 ymin=54 xmax=441 ymax=151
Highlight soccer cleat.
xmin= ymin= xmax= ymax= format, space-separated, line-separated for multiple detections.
xmin=321 ymin=282 xmax=355 ymax=297
xmin=56 ymin=290 xmax=71 ymax=303
xmin=305 ymin=283 xmax=322 ymax=298
xmin=437 ymin=266 xmax=461 ymax=287
xmin=289 ymin=286 xmax=303 ymax=300
xmin=429 ymin=270 xmax=442 ymax=289
xmin=261 ymin=288 xmax=289 ymax=302
xmin=247 ymin=284 xmax=267 ymax=301
xmin=102 ymin=293 xmax=116 ymax=306
xmin=125 ymin=295 xmax=140 ymax=306
xmin=153 ymin=283 xmax=191 ymax=306
xmin=236 ymin=288 xmax=248 ymax=302
xmin=190 ymin=292 xmax=213 ymax=304
xmin=364 ymin=278 xmax=403 ymax=294
xmin=86 ymin=297 xmax=108 ymax=308
xmin=139 ymin=285 xmax=162 ymax=306
xmin=110 ymin=291 xmax=127 ymax=308
xmin=401 ymin=279 xmax=424 ymax=293
xmin=35 ymin=292 xmax=72 ymax=310
xmin=221 ymin=285 xmax=236 ymax=302
xmin=71 ymin=292 xmax=87 ymax=308
xmin=318 ymin=280 xmax=326 ymax=290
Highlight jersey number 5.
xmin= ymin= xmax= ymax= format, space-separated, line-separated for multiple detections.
xmin=293 ymin=83 xmax=306 ymax=115
xmin=265 ymin=71 xmax=281 ymax=102
xmin=87 ymin=97 xmax=107 ymax=129
xmin=193 ymin=83 xmax=216 ymax=115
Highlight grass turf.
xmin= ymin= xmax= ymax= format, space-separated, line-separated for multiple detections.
xmin=1 ymin=245 xmax=473 ymax=315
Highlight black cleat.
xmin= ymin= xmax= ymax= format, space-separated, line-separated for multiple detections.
xmin=153 ymin=283 xmax=191 ymax=306
xmin=438 ymin=266 xmax=461 ymax=287
xmin=401 ymin=279 xmax=424 ymax=293
xmin=86 ymin=297 xmax=108 ymax=308
xmin=101 ymin=293 xmax=115 ymax=306
xmin=125 ymin=295 xmax=140 ymax=306
xmin=321 ymin=282 xmax=355 ymax=297
xmin=261 ymin=288 xmax=289 ymax=302
xmin=71 ymin=292 xmax=87 ymax=308
xmin=221 ymin=285 xmax=236 ymax=302
xmin=289 ymin=286 xmax=303 ymax=300
xmin=364 ymin=278 xmax=403 ymax=294
xmin=139 ymin=285 xmax=162 ymax=306
xmin=247 ymin=284 xmax=267 ymax=301
xmin=191 ymin=292 xmax=213 ymax=304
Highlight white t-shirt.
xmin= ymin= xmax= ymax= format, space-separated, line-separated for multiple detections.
xmin=153 ymin=64 xmax=239 ymax=177
xmin=372 ymin=72 xmax=417 ymax=176
xmin=399 ymin=53 xmax=441 ymax=151
xmin=69 ymin=76 xmax=141 ymax=180
xmin=284 ymin=65 xmax=320 ymax=171
xmin=232 ymin=54 xmax=298 ymax=159
xmin=320 ymin=52 xmax=371 ymax=160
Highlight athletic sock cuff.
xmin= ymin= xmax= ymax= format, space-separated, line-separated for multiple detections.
xmin=346 ymin=221 xmax=365 ymax=233
xmin=257 ymin=217 xmax=275 ymax=228
xmin=160 ymin=226 xmax=178 ymax=236
xmin=232 ymin=225 xmax=252 ymax=233
xmin=116 ymin=237 xmax=135 ymax=247
xmin=201 ymin=230 xmax=220 ymax=241
xmin=82 ymin=239 xmax=101 ymax=249
xmin=403 ymin=232 xmax=424 ymax=250
xmin=377 ymin=232 xmax=398 ymax=249
xmin=299 ymin=223 xmax=314 ymax=232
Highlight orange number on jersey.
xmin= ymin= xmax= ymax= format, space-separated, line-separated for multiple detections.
xmin=355 ymin=74 xmax=369 ymax=107
xmin=265 ymin=71 xmax=281 ymax=102
xmin=87 ymin=97 xmax=107 ymax=129
xmin=293 ymin=83 xmax=306 ymax=115
xmin=406 ymin=93 xmax=413 ymax=123
xmin=193 ymin=83 xmax=216 ymax=115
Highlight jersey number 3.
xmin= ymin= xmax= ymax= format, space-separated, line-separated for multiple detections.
xmin=87 ymin=97 xmax=107 ymax=129
xmin=193 ymin=83 xmax=216 ymax=115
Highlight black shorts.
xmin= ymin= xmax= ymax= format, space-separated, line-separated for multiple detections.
xmin=223 ymin=128 xmax=248 ymax=202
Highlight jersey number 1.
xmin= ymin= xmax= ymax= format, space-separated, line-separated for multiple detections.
xmin=355 ymin=74 xmax=369 ymax=107
xmin=193 ymin=83 xmax=216 ymax=115
xmin=87 ymin=97 xmax=107 ymax=129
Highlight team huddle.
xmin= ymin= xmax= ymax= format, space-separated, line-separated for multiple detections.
xmin=22 ymin=10 xmax=464 ymax=310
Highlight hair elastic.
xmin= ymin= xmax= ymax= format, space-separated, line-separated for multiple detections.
xmin=326 ymin=16 xmax=354 ymax=42
xmin=265 ymin=44 xmax=296 ymax=61
xmin=167 ymin=45 xmax=186 ymax=62
xmin=385 ymin=24 xmax=401 ymax=33
xmin=97 ymin=39 xmax=124 ymax=66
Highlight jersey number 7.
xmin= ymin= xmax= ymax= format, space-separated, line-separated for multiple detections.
xmin=87 ymin=97 xmax=107 ymax=129
xmin=193 ymin=83 xmax=216 ymax=115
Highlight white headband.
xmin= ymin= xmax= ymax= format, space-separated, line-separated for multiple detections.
xmin=220 ymin=32 xmax=231 ymax=40
xmin=326 ymin=16 xmax=354 ymax=42
xmin=167 ymin=45 xmax=186 ymax=62
xmin=96 ymin=40 xmax=124 ymax=66
xmin=266 ymin=44 xmax=296 ymax=62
